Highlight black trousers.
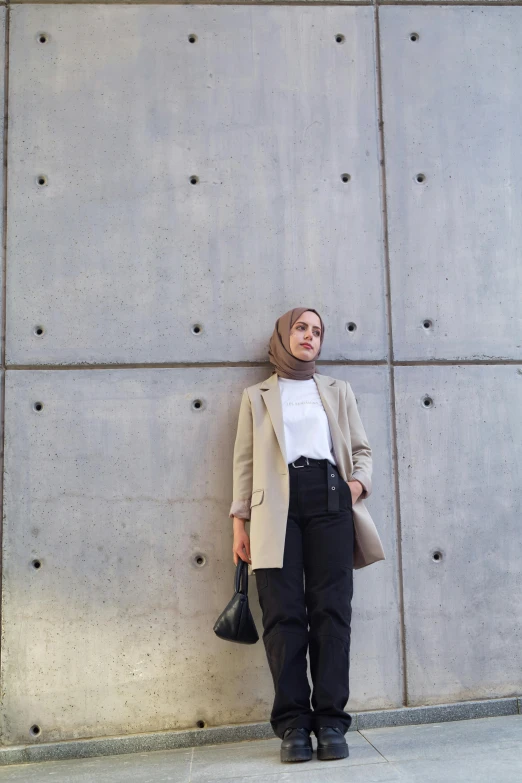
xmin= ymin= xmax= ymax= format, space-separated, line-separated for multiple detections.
xmin=254 ymin=456 xmax=354 ymax=738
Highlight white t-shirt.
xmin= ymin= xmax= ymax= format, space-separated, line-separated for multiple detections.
xmin=278 ymin=377 xmax=337 ymax=466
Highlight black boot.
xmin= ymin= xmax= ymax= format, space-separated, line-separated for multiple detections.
xmin=315 ymin=726 xmax=349 ymax=760
xmin=280 ymin=727 xmax=313 ymax=763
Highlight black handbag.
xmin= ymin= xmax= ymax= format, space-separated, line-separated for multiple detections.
xmin=213 ymin=558 xmax=259 ymax=644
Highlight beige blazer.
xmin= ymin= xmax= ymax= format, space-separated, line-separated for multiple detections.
xmin=229 ymin=371 xmax=386 ymax=575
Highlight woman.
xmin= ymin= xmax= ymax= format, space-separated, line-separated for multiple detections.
xmin=229 ymin=307 xmax=385 ymax=763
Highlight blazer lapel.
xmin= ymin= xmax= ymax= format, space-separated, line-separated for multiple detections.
xmin=259 ymin=373 xmax=287 ymax=464
xmin=259 ymin=372 xmax=347 ymax=470
xmin=313 ymin=372 xmax=340 ymax=424
xmin=313 ymin=373 xmax=347 ymax=468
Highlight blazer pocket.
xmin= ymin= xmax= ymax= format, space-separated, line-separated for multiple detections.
xmin=250 ymin=489 xmax=264 ymax=507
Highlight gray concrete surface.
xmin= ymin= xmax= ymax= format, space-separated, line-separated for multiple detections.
xmin=381 ymin=5 xmax=522 ymax=362
xmin=0 ymin=715 xmax=520 ymax=782
xmin=7 ymin=4 xmax=384 ymax=366
xmin=394 ymin=365 xmax=522 ymax=704
xmin=1 ymin=0 xmax=521 ymax=756
xmin=2 ymin=365 xmax=398 ymax=745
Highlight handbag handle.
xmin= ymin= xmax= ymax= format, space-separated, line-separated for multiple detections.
xmin=234 ymin=558 xmax=249 ymax=595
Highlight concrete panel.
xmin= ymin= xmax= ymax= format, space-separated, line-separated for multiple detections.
xmin=395 ymin=365 xmax=522 ymax=705
xmin=7 ymin=5 xmax=384 ymax=366
xmin=380 ymin=7 xmax=522 ymax=361
xmin=1 ymin=365 xmax=397 ymax=745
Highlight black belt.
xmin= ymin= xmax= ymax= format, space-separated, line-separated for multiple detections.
xmin=289 ymin=456 xmax=341 ymax=512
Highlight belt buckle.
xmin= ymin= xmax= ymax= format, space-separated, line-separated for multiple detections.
xmin=292 ymin=456 xmax=309 ymax=468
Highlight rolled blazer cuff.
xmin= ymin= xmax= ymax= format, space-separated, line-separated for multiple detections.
xmin=351 ymin=470 xmax=371 ymax=500
xmin=229 ymin=498 xmax=251 ymax=520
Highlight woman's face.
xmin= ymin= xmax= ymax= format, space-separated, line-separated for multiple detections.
xmin=289 ymin=311 xmax=322 ymax=362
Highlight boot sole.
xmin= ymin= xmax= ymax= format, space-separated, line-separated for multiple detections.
xmin=317 ymin=744 xmax=349 ymax=761
xmin=281 ymin=746 xmax=313 ymax=762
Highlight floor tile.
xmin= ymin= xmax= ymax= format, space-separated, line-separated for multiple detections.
xmin=391 ymin=745 xmax=522 ymax=783
xmin=190 ymin=732 xmax=386 ymax=781
xmin=0 ymin=747 xmax=193 ymax=782
xmin=359 ymin=714 xmax=522 ymax=763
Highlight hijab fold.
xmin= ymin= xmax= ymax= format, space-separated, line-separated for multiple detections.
xmin=268 ymin=307 xmax=325 ymax=380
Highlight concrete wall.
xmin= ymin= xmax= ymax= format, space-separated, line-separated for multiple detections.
xmin=0 ymin=2 xmax=520 ymax=747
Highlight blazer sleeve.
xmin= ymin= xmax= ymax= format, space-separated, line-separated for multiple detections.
xmin=228 ymin=388 xmax=254 ymax=520
xmin=345 ymin=381 xmax=373 ymax=500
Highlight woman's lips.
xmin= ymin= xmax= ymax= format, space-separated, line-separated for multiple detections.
xmin=301 ymin=344 xmax=312 ymax=349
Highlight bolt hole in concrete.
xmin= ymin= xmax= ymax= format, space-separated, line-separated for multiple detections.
xmin=34 ymin=325 xmax=45 ymax=336
xmin=196 ymin=720 xmax=206 ymax=728
xmin=416 ymin=173 xmax=426 ymax=183
xmin=190 ymin=175 xmax=199 ymax=185
xmin=30 ymin=725 xmax=41 ymax=736
xmin=194 ymin=554 xmax=206 ymax=567
xmin=341 ymin=173 xmax=351 ymax=182
xmin=37 ymin=175 xmax=47 ymax=186
xmin=346 ymin=322 xmax=357 ymax=332
xmin=335 ymin=34 xmax=345 ymax=44
xmin=32 ymin=559 xmax=42 ymax=569
xmin=432 ymin=551 xmax=443 ymax=562
xmin=37 ymin=33 xmax=48 ymax=43
xmin=33 ymin=401 xmax=44 ymax=412
xmin=192 ymin=399 xmax=204 ymax=411
xmin=422 ymin=396 xmax=433 ymax=408
xmin=188 ymin=34 xmax=197 ymax=43
xmin=192 ymin=324 xmax=202 ymax=335
xmin=423 ymin=319 xmax=433 ymax=329
xmin=410 ymin=32 xmax=419 ymax=42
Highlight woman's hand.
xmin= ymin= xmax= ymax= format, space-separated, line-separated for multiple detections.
xmin=347 ymin=479 xmax=364 ymax=504
xmin=232 ymin=517 xmax=252 ymax=565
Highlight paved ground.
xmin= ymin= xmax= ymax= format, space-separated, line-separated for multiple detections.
xmin=0 ymin=714 xmax=519 ymax=782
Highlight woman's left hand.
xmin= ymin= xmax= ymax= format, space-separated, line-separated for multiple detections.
xmin=347 ymin=480 xmax=364 ymax=504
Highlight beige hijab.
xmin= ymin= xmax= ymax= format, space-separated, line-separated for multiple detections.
xmin=268 ymin=307 xmax=325 ymax=380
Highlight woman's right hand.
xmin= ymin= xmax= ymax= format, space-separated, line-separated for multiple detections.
xmin=232 ymin=518 xmax=252 ymax=565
